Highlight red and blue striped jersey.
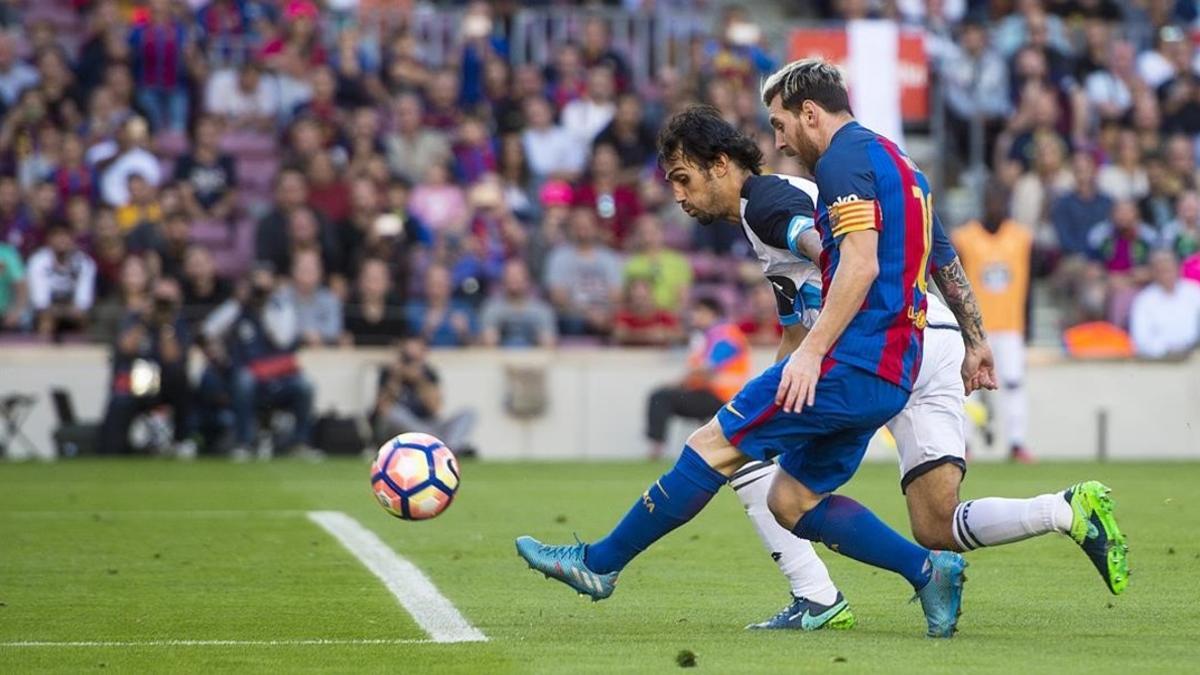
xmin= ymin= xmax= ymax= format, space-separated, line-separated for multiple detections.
xmin=813 ymin=121 xmax=956 ymax=392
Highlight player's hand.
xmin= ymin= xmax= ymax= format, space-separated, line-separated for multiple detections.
xmin=961 ymin=342 xmax=997 ymax=394
xmin=776 ymin=346 xmax=821 ymax=413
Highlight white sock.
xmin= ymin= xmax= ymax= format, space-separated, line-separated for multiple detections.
xmin=729 ymin=461 xmax=839 ymax=605
xmin=952 ymin=492 xmax=1073 ymax=550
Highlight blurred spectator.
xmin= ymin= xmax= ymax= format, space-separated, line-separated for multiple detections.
xmin=51 ymin=135 xmax=94 ymax=204
xmin=128 ymin=0 xmax=193 ymax=133
xmin=343 ymin=257 xmax=406 ymax=346
xmin=280 ymin=247 xmax=342 ymax=347
xmin=0 ymin=174 xmax=33 ymax=254
xmin=581 ymin=16 xmax=631 ymax=92
xmin=595 ymin=93 xmax=657 ymax=178
xmin=736 ymin=282 xmax=784 ymax=347
xmin=1010 ymin=130 xmax=1072 ymax=239
xmin=372 ymin=336 xmax=477 ymax=450
xmin=452 ymin=116 xmax=497 ymax=184
xmin=1084 ymin=199 xmax=1158 ymax=327
xmin=612 ymin=277 xmax=682 ymax=347
xmin=544 ymin=207 xmax=623 ymax=336
xmin=0 ymin=238 xmax=25 ymax=330
xmin=385 ymin=93 xmax=451 ymax=185
xmin=1130 ymin=250 xmax=1200 ymax=358
xmin=940 ymin=19 xmax=1011 ymax=166
xmin=173 ymin=115 xmax=237 ymax=221
xmin=27 ymin=224 xmax=96 ymax=340
xmin=424 ymin=68 xmax=463 ymax=132
xmin=204 ymin=61 xmax=277 ymax=131
xmin=409 ymin=162 xmax=469 ymax=236
xmin=181 ymin=245 xmax=231 ymax=329
xmin=1052 ymin=151 xmax=1114 ymax=256
xmin=98 ymin=117 xmax=161 ymax=207
xmin=480 ymin=259 xmax=556 ymax=348
xmin=562 ymin=65 xmax=617 ymax=145
xmin=497 ymin=133 xmax=534 ymax=221
xmin=0 ymin=31 xmax=37 ymax=107
xmin=546 ymin=42 xmax=586 ymax=110
xmin=954 ymin=187 xmax=1035 ymax=462
xmin=572 ymin=143 xmax=642 ymax=247
xmin=260 ymin=0 xmax=326 ymax=70
xmin=256 ymin=169 xmax=335 ymax=274
xmin=407 ymin=263 xmax=474 ymax=348
xmin=1162 ymin=190 xmax=1200 ymax=259
xmin=1083 ymin=39 xmax=1137 ymax=125
xmin=623 ymin=214 xmax=692 ymax=313
xmin=92 ymin=252 xmax=150 ymax=344
xmin=1137 ymin=25 xmax=1192 ymax=91
xmin=18 ymin=124 xmax=61 ymax=192
xmin=305 ymin=151 xmax=350 ymax=224
xmin=202 ymin=265 xmax=315 ymax=457
xmin=99 ymin=276 xmax=193 ymax=455
xmin=644 ymin=297 xmax=748 ymax=458
xmin=702 ymin=6 xmax=775 ymax=88
xmin=128 ymin=210 xmax=190 ymax=282
xmin=1097 ymin=130 xmax=1150 ymax=202
xmin=522 ymin=96 xmax=586 ymax=181
xmin=116 ymin=174 xmax=163 ymax=232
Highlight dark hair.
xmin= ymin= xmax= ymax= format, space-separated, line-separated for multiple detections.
xmin=760 ymin=59 xmax=852 ymax=114
xmin=694 ymin=295 xmax=724 ymax=317
xmin=656 ymin=105 xmax=764 ymax=174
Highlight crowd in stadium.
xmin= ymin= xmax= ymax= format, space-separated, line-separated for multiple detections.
xmin=0 ymin=0 xmax=1199 ymax=363
xmin=0 ymin=0 xmax=1195 ymax=353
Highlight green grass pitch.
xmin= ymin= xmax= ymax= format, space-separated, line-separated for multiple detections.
xmin=1 ymin=459 xmax=1198 ymax=673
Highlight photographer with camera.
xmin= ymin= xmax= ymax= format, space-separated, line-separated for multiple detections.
xmin=99 ymin=276 xmax=194 ymax=456
xmin=202 ymin=263 xmax=315 ymax=458
xmin=372 ymin=336 xmax=476 ymax=454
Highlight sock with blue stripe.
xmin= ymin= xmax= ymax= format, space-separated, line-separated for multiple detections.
xmin=792 ymin=494 xmax=932 ymax=591
xmin=585 ymin=446 xmax=727 ymax=574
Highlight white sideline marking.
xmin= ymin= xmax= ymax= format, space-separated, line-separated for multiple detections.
xmin=0 ymin=639 xmax=438 ymax=648
xmin=306 ymin=511 xmax=487 ymax=644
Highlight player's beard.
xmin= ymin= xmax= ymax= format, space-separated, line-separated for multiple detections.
xmin=788 ymin=130 xmax=822 ymax=170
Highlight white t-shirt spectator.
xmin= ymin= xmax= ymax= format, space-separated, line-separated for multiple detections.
xmin=205 ymin=68 xmax=280 ymax=120
xmin=561 ymin=98 xmax=615 ymax=145
xmin=1130 ymin=279 xmax=1200 ymax=357
xmin=1084 ymin=70 xmax=1133 ymax=117
xmin=0 ymin=61 xmax=38 ymax=106
xmin=522 ymin=125 xmax=587 ymax=179
xmin=1096 ymin=164 xmax=1150 ymax=203
xmin=100 ymin=148 xmax=162 ymax=206
xmin=26 ymin=247 xmax=96 ymax=312
xmin=544 ymin=244 xmax=624 ymax=312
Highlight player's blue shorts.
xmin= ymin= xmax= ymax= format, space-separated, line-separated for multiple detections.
xmin=716 ymin=360 xmax=910 ymax=494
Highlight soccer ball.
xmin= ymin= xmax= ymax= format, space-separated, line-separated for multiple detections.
xmin=370 ymin=433 xmax=460 ymax=520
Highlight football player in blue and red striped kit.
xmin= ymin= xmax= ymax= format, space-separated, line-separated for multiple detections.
xmin=516 ymin=61 xmax=980 ymax=637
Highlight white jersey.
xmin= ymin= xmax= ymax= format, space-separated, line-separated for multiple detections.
xmin=738 ymin=174 xmax=824 ymax=327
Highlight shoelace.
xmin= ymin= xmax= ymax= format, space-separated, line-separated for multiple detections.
xmin=767 ymin=597 xmax=803 ymax=623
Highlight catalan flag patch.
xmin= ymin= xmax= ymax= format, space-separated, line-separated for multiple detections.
xmin=829 ymin=199 xmax=880 ymax=238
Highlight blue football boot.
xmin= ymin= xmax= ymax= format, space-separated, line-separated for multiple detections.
xmin=746 ymin=592 xmax=856 ymax=631
xmin=515 ymin=535 xmax=618 ymax=601
xmin=915 ymin=550 xmax=968 ymax=638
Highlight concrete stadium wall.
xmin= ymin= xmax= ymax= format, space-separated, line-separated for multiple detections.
xmin=0 ymin=346 xmax=1196 ymax=462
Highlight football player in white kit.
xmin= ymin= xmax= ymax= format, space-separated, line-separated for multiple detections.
xmin=657 ymin=104 xmax=1128 ymax=631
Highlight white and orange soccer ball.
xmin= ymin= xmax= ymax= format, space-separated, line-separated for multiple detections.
xmin=370 ymin=433 xmax=460 ymax=520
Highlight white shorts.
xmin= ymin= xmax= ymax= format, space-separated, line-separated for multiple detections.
xmin=886 ymin=324 xmax=968 ymax=492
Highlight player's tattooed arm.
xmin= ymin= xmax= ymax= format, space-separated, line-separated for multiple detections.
xmin=932 ymin=257 xmax=986 ymax=348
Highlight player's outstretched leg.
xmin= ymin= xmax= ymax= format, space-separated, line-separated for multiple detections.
xmin=516 ymin=439 xmax=735 ymax=601
xmin=946 ymin=478 xmax=1129 ymax=595
xmin=770 ymin=470 xmax=967 ymax=638
xmin=731 ymin=460 xmax=855 ymax=630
